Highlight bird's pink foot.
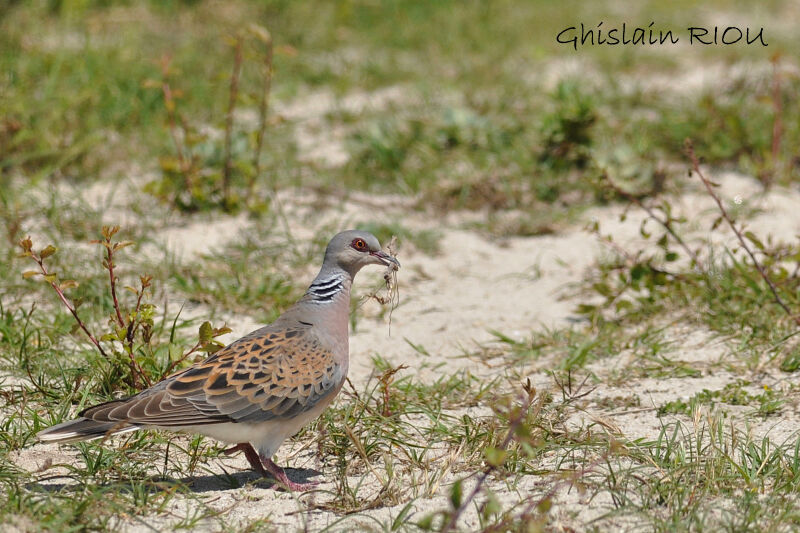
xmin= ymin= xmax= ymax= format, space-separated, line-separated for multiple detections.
xmin=222 ymin=444 xmax=318 ymax=490
xmin=261 ymin=455 xmax=320 ymax=492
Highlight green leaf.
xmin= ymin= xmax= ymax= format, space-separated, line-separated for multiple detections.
xmin=484 ymin=446 xmax=507 ymax=467
xmin=199 ymin=321 xmax=213 ymax=344
xmin=744 ymin=231 xmax=765 ymax=251
xmin=39 ymin=245 xmax=57 ymax=259
xmin=630 ymin=263 xmax=647 ymax=281
xmin=537 ymin=496 xmax=552 ymax=513
xmin=639 ymin=220 xmax=651 ymax=239
xmin=416 ymin=514 xmax=434 ymax=531
xmin=43 ymin=274 xmax=57 ymax=284
xmin=591 ymin=282 xmax=611 ymax=297
xmin=19 ymin=237 xmax=33 ymax=252
xmin=113 ymin=241 xmax=136 ymax=251
xmin=168 ymin=345 xmax=183 ymax=363
xmin=449 ymin=479 xmax=462 ymax=509
xmin=482 ymin=490 xmax=501 ymax=519
xmin=203 ymin=342 xmax=224 ymax=354
xmin=213 ymin=326 xmax=233 ymax=337
xmin=60 ymin=280 xmax=79 ymax=290
xmin=615 ymin=299 xmax=633 ymax=312
xmin=22 ymin=271 xmax=39 ymax=279
xmin=391 ymin=502 xmax=415 ymax=531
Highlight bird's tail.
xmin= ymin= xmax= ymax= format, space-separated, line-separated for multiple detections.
xmin=37 ymin=417 xmax=137 ymax=444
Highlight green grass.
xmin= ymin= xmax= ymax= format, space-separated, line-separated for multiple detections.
xmin=577 ymin=238 xmax=800 ymax=371
xmin=170 ymin=234 xmax=302 ymax=322
xmin=585 ymin=416 xmax=800 ymax=531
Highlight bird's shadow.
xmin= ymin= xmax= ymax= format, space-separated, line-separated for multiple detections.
xmin=188 ymin=466 xmax=322 ymax=493
xmin=26 ymin=466 xmax=322 ymax=495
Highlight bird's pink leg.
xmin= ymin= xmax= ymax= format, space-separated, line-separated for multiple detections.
xmin=260 ymin=454 xmax=320 ymax=492
xmin=222 ymin=443 xmax=318 ymax=490
xmin=223 ymin=443 xmax=267 ymax=477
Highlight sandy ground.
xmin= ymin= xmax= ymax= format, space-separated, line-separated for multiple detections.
xmin=7 ymin=59 xmax=800 ymax=530
xmin=9 ymin=164 xmax=800 ymax=531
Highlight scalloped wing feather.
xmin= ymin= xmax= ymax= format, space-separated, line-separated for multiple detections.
xmin=80 ymin=326 xmax=344 ymax=427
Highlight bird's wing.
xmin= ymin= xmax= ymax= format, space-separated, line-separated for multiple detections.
xmin=80 ymin=326 xmax=345 ymax=426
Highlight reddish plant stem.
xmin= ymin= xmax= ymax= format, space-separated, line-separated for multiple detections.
xmin=125 ymin=278 xmax=148 ymax=347
xmin=32 ymin=256 xmax=110 ymax=361
xmin=251 ymin=31 xmax=274 ymax=192
xmin=98 ymin=233 xmax=151 ymax=389
xmin=105 ymin=246 xmax=125 ymax=329
xmin=162 ymin=85 xmax=187 ymax=169
xmin=122 ymin=289 xmax=150 ymax=389
xmin=246 ymin=32 xmax=295 ymax=244
xmin=603 ymin=175 xmax=701 ymax=269
xmin=442 ymin=381 xmax=537 ymax=533
xmin=126 ymin=344 xmax=151 ymax=389
xmin=685 ymin=140 xmax=799 ymax=325
xmin=771 ymin=55 xmax=783 ymax=169
xmin=482 ymin=451 xmax=609 ymax=532
xmin=162 ymin=340 xmax=203 ymax=378
xmin=159 ymin=56 xmax=192 ymax=191
xmin=222 ymin=36 xmax=244 ymax=209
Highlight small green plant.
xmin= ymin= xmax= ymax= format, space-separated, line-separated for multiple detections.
xmin=416 ymin=378 xmax=592 ymax=532
xmin=18 ymin=226 xmax=230 ymax=393
xmin=658 ymin=380 xmax=784 ymax=417
xmin=538 ymin=80 xmax=597 ymax=171
xmin=144 ymin=25 xmax=275 ymax=212
xmin=348 ymin=106 xmax=514 ymax=194
xmin=579 ymin=142 xmax=800 ymax=370
xmin=172 ymin=243 xmax=299 ymax=322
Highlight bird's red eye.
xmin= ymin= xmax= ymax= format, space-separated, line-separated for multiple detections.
xmin=352 ymin=238 xmax=367 ymax=251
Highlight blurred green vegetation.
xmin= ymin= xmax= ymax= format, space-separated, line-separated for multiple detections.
xmin=2 ymin=0 xmax=797 ymax=219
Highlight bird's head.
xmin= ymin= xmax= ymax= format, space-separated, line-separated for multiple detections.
xmin=323 ymin=230 xmax=400 ymax=278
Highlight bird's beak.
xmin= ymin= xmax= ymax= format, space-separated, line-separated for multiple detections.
xmin=370 ymin=250 xmax=400 ymax=270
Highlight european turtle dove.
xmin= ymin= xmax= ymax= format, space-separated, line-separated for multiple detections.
xmin=37 ymin=230 xmax=400 ymax=491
